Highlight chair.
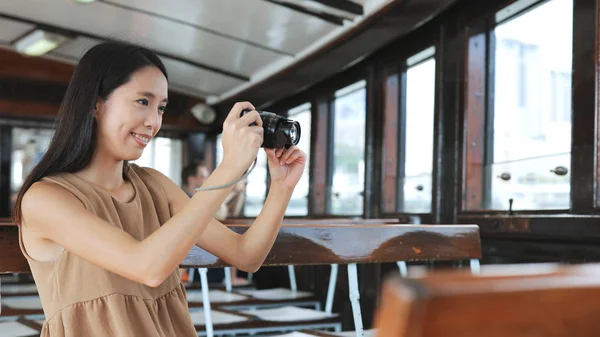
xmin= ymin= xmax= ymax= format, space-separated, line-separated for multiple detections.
xmin=372 ymin=262 xmax=600 ymax=337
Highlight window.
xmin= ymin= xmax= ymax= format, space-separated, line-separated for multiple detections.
xmin=216 ymin=134 xmax=223 ymax=166
xmin=485 ymin=0 xmax=573 ymax=210
xmin=400 ymin=50 xmax=436 ymax=213
xmin=243 ymin=150 xmax=268 ymax=217
xmin=11 ymin=127 xmax=54 ymax=209
xmin=134 ymin=136 xmax=183 ymax=186
xmin=286 ymin=103 xmax=311 ymax=216
xmin=330 ymin=80 xmax=366 ymax=215
xmin=550 ymin=71 xmax=571 ymax=123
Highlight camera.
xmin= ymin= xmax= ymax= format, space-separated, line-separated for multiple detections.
xmin=240 ymin=109 xmax=301 ymax=149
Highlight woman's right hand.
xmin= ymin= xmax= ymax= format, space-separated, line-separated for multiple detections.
xmin=220 ymin=102 xmax=264 ymax=175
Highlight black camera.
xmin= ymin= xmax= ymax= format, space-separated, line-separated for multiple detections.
xmin=240 ymin=109 xmax=301 ymax=149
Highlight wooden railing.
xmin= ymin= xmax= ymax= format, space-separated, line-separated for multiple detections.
xmin=0 ymin=219 xmax=481 ymax=273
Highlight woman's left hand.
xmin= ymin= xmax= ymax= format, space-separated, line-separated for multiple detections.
xmin=266 ymin=146 xmax=307 ymax=189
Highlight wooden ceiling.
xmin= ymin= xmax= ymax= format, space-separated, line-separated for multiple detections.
xmin=0 ymin=47 xmax=206 ymax=132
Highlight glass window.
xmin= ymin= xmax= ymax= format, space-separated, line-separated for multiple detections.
xmin=243 ymin=150 xmax=267 ymax=217
xmin=400 ymin=50 xmax=436 ymax=213
xmin=286 ymin=103 xmax=311 ymax=216
xmin=134 ymin=136 xmax=183 ymax=186
xmin=330 ymin=80 xmax=366 ymax=215
xmin=487 ymin=0 xmax=573 ymax=210
xmin=216 ymin=134 xmax=223 ymax=166
xmin=11 ymin=127 xmax=54 ymax=209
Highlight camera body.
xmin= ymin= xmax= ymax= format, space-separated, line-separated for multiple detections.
xmin=240 ymin=109 xmax=301 ymax=149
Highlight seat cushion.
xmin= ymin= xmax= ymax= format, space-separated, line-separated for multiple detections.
xmin=241 ymin=306 xmax=338 ymax=322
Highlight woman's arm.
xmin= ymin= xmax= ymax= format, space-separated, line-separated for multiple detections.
xmin=145 ymin=145 xmax=304 ymax=273
xmin=21 ymin=102 xmax=264 ymax=287
xmin=225 ymin=143 xmax=306 ymax=270
xmin=22 ymin=160 xmax=241 ymax=287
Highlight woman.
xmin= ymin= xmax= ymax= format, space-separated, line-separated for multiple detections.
xmin=12 ymin=42 xmax=306 ymax=336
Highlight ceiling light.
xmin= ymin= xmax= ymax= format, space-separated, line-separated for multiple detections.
xmin=190 ymin=103 xmax=217 ymax=124
xmin=71 ymin=0 xmax=96 ymax=3
xmin=14 ymin=29 xmax=69 ymax=56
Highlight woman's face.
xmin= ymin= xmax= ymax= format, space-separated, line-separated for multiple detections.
xmin=94 ymin=66 xmax=168 ymax=161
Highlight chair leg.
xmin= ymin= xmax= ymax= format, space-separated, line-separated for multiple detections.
xmin=396 ymin=261 xmax=407 ymax=277
xmin=325 ymin=264 xmax=339 ymax=314
xmin=288 ymin=265 xmax=297 ymax=292
xmin=470 ymin=259 xmax=480 ymax=274
xmin=224 ymin=267 xmax=232 ymax=292
xmin=199 ymin=268 xmax=213 ymax=337
xmin=347 ymin=263 xmax=364 ymax=337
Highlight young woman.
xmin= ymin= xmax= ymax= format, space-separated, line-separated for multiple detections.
xmin=12 ymin=42 xmax=306 ymax=336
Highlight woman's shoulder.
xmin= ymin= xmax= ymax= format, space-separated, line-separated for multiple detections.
xmin=22 ymin=178 xmax=90 ymax=221
xmin=37 ymin=171 xmax=88 ymax=199
xmin=27 ymin=170 xmax=112 ymax=215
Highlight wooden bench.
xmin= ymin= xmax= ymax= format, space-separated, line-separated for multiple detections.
xmin=372 ymin=262 xmax=600 ymax=337
xmin=179 ymin=223 xmax=481 ymax=268
xmin=0 ymin=218 xmax=402 ymax=274
xmin=181 ymin=222 xmax=481 ymax=337
xmin=0 ymin=220 xmax=482 ymax=337
xmin=221 ymin=218 xmax=403 ymax=225
xmin=184 ymin=219 xmax=406 ymax=333
xmin=183 ymin=218 xmax=404 ymax=304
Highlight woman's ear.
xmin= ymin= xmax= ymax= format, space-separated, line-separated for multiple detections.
xmin=94 ymin=97 xmax=105 ymax=118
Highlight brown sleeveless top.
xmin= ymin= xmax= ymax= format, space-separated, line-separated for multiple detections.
xmin=18 ymin=164 xmax=198 ymax=336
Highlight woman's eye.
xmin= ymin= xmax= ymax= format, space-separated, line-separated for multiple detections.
xmin=158 ymin=105 xmax=167 ymax=114
xmin=137 ymin=99 xmax=149 ymax=106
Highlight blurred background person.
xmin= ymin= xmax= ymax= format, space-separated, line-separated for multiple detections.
xmin=180 ymin=161 xmax=248 ymax=285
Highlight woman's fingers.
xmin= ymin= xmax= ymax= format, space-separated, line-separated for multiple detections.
xmin=285 ymin=150 xmax=302 ymax=164
xmin=225 ymin=101 xmax=255 ymax=122
xmin=279 ymin=146 xmax=297 ymax=164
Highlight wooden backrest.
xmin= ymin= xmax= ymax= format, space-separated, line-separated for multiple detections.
xmin=373 ymin=263 xmax=600 ymax=337
xmin=222 ymin=218 xmax=403 ymax=225
xmin=0 ymin=220 xmax=481 ymax=273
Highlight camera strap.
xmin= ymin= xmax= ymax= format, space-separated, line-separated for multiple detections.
xmin=194 ymin=157 xmax=257 ymax=192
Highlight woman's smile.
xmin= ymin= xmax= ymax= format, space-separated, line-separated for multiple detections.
xmin=131 ymin=132 xmax=151 ymax=147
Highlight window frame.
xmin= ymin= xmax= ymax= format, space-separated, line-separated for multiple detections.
xmin=377 ymin=41 xmax=440 ymax=220
xmin=461 ymin=0 xmax=575 ymax=215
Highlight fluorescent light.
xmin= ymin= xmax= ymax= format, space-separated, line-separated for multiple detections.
xmin=14 ymin=29 xmax=68 ymax=56
xmin=72 ymin=0 xmax=96 ymax=3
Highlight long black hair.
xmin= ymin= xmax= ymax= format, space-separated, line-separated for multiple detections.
xmin=13 ymin=42 xmax=168 ymax=224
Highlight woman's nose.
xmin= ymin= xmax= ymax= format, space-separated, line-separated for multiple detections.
xmin=144 ymin=112 xmax=160 ymax=131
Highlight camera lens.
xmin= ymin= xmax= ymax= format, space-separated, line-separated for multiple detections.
xmin=240 ymin=109 xmax=301 ymax=149
xmin=290 ymin=125 xmax=298 ymax=143
xmin=288 ymin=123 xmax=300 ymax=145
